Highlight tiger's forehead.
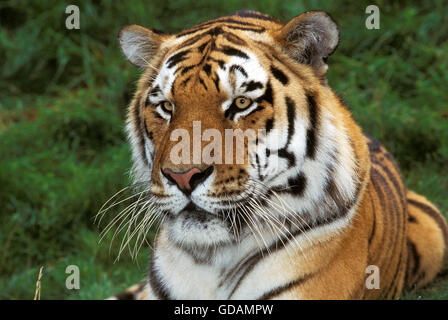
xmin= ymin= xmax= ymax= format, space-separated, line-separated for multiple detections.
xmin=152 ymin=30 xmax=270 ymax=101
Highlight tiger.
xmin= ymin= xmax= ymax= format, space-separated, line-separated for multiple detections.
xmin=110 ymin=10 xmax=448 ymax=299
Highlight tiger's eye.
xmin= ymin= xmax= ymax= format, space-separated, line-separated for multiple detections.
xmin=234 ymin=97 xmax=252 ymax=109
xmin=161 ymin=101 xmax=173 ymax=112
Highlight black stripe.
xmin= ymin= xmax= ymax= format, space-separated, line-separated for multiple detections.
xmin=408 ymin=199 xmax=448 ymax=247
xmin=199 ymin=77 xmax=208 ymax=90
xmin=233 ymin=10 xmax=279 ymax=22
xmin=216 ymin=45 xmax=249 ymax=59
xmin=287 ymin=172 xmax=307 ymax=196
xmin=212 ymin=73 xmax=220 ymax=92
xmin=143 ymin=120 xmax=152 ymax=140
xmin=277 ymin=148 xmax=295 ymax=168
xmin=208 ymin=57 xmax=225 ymax=69
xmin=285 ymin=96 xmax=296 ymax=142
xmin=189 ymin=18 xmax=258 ymax=31
xmin=305 ymin=93 xmax=318 ymax=159
xmin=166 ymin=49 xmax=190 ymax=68
xmin=243 ymin=80 xmax=263 ymax=92
xmin=206 ymin=26 xmax=224 ymax=36
xmin=256 ymin=81 xmax=273 ymax=105
xmin=203 ymin=63 xmax=212 ymax=76
xmin=225 ymin=25 xmax=265 ymax=33
xmin=257 ymin=273 xmax=313 ymax=300
xmin=405 ymin=239 xmax=421 ymax=285
xmin=176 ymin=19 xmax=259 ymax=38
xmin=366 ymin=135 xmax=382 ymax=153
xmin=181 ymin=76 xmax=191 ymax=87
xmin=181 ymin=35 xmax=210 ymax=50
xmin=229 ymin=64 xmax=248 ymax=78
xmin=368 ymin=196 xmax=377 ymax=244
xmin=152 ymin=110 xmax=164 ymax=120
xmin=149 ymin=85 xmax=161 ymax=96
xmin=223 ymin=32 xmax=247 ymax=46
xmin=270 ymin=65 xmax=289 ymax=85
xmin=244 ymin=105 xmax=265 ymax=118
xmin=179 ymin=65 xmax=195 ymax=75
xmin=265 ymin=117 xmax=274 ymax=133
xmin=198 ymin=41 xmax=209 ymax=53
xmin=274 ymin=97 xmax=297 ymax=168
xmin=133 ymin=99 xmax=149 ymax=167
xmin=371 ymin=156 xmax=405 ymax=204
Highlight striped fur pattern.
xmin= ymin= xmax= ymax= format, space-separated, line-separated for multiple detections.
xmin=112 ymin=10 xmax=448 ymax=299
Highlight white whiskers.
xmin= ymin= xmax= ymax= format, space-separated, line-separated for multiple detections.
xmin=95 ymin=183 xmax=165 ymax=261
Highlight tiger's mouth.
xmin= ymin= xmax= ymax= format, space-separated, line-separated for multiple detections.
xmin=179 ymin=202 xmax=227 ymax=222
xmin=165 ymin=200 xmax=236 ymax=248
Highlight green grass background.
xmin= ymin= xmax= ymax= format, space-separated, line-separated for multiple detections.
xmin=0 ymin=0 xmax=447 ymax=299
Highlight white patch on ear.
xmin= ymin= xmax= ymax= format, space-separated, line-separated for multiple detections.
xmin=278 ymin=11 xmax=339 ymax=77
xmin=118 ymin=25 xmax=160 ymax=68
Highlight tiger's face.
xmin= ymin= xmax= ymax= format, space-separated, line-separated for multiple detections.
xmin=119 ymin=11 xmax=360 ymax=251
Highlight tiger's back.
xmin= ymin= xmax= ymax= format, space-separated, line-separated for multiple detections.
xmin=362 ymin=136 xmax=447 ymax=299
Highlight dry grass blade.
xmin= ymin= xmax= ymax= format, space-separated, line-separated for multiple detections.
xmin=33 ymin=266 xmax=44 ymax=300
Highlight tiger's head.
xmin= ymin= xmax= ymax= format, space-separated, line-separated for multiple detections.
xmin=118 ymin=10 xmax=370 ymax=252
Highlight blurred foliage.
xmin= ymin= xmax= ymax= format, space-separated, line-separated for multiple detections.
xmin=0 ymin=0 xmax=447 ymax=299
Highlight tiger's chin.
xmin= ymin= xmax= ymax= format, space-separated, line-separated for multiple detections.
xmin=164 ymin=203 xmax=235 ymax=249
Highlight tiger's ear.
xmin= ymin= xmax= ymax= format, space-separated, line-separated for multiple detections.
xmin=274 ymin=11 xmax=339 ymax=78
xmin=118 ymin=25 xmax=170 ymax=68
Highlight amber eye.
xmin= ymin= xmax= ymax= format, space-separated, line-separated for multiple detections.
xmin=160 ymin=101 xmax=173 ymax=113
xmin=234 ymin=97 xmax=252 ymax=109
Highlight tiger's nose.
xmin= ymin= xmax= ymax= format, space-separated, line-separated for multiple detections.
xmin=161 ymin=167 xmax=214 ymax=194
